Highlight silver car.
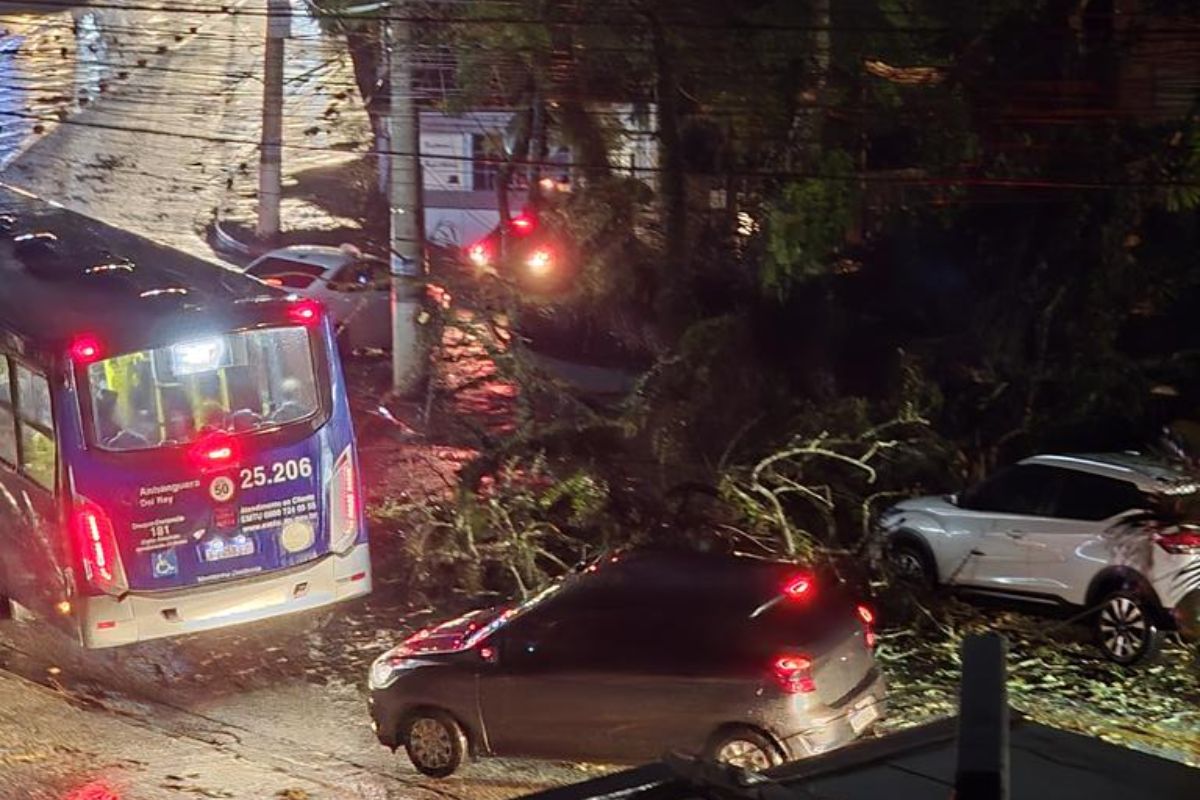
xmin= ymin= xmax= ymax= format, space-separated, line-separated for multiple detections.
xmin=878 ymin=453 xmax=1200 ymax=664
xmin=242 ymin=245 xmax=391 ymax=351
xmin=368 ymin=550 xmax=885 ymax=777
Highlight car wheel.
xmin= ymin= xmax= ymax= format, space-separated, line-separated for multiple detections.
xmin=705 ymin=727 xmax=784 ymax=772
xmin=404 ymin=710 xmax=467 ymax=778
xmin=1095 ymin=592 xmax=1162 ymax=665
xmin=889 ymin=540 xmax=935 ymax=588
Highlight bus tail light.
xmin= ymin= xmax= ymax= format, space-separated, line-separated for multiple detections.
xmin=288 ymin=299 xmax=323 ymax=326
xmin=329 ymin=447 xmax=360 ymax=554
xmin=73 ymin=499 xmax=128 ymax=596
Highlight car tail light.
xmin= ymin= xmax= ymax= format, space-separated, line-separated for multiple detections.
xmin=526 ymin=249 xmax=553 ymax=277
xmin=287 ymin=299 xmax=323 ymax=326
xmin=329 ymin=446 xmax=360 ymax=553
xmin=467 ymin=242 xmax=492 ymax=268
xmin=73 ymin=499 xmax=128 ymax=595
xmin=510 ymin=214 xmax=536 ymax=235
xmin=772 ymin=654 xmax=816 ymax=694
xmin=782 ymin=572 xmax=816 ymax=600
xmin=857 ymin=603 xmax=877 ymax=648
xmin=1155 ymin=529 xmax=1200 ymax=555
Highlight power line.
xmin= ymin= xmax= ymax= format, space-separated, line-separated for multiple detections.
xmin=3 ymin=107 xmax=1199 ymax=190
xmin=7 ymin=0 xmax=1200 ymax=36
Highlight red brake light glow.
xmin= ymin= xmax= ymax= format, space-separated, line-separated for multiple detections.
xmin=188 ymin=434 xmax=240 ymax=470
xmin=287 ymin=299 xmax=322 ymax=325
xmin=772 ymin=654 xmax=816 ymax=694
xmin=70 ymin=334 xmax=103 ymax=363
xmin=72 ymin=499 xmax=125 ymax=593
xmin=510 ymin=214 xmax=535 ymax=234
xmin=857 ymin=603 xmax=877 ymax=648
xmin=783 ymin=572 xmax=815 ymax=600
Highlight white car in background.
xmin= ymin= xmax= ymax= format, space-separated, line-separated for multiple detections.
xmin=243 ymin=245 xmax=390 ymax=352
xmin=877 ymin=453 xmax=1200 ymax=664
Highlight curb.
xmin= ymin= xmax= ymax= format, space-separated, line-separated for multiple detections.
xmin=208 ymin=208 xmax=259 ymax=261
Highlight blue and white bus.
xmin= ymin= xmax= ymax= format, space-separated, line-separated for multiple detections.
xmin=0 ymin=186 xmax=370 ymax=647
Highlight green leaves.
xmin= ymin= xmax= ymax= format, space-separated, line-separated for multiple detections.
xmin=761 ymin=149 xmax=857 ymax=297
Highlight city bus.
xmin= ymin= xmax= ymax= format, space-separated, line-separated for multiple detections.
xmin=0 ymin=185 xmax=371 ymax=647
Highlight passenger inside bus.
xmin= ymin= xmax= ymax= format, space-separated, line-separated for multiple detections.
xmin=272 ymin=378 xmax=308 ymax=423
xmin=87 ymin=327 xmax=320 ymax=452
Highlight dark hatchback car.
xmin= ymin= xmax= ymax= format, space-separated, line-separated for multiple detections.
xmin=368 ymin=550 xmax=886 ymax=777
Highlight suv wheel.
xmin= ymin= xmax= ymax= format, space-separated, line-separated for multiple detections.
xmin=404 ymin=710 xmax=467 ymax=778
xmin=889 ymin=540 xmax=935 ymax=588
xmin=705 ymin=727 xmax=784 ymax=771
xmin=1095 ymin=592 xmax=1161 ymax=665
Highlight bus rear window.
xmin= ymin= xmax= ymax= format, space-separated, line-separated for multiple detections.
xmin=86 ymin=327 xmax=321 ymax=452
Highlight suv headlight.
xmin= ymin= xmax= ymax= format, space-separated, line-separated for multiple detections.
xmin=369 ymin=650 xmax=404 ymax=690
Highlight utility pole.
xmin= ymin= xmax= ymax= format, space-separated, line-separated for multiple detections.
xmin=388 ymin=5 xmax=426 ymax=396
xmin=256 ymin=0 xmax=289 ymax=241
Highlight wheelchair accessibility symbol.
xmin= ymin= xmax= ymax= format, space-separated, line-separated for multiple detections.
xmin=152 ymin=549 xmax=178 ymax=579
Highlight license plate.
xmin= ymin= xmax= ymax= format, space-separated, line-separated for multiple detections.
xmin=203 ymin=536 xmax=255 ymax=562
xmin=849 ymin=698 xmax=879 ymax=733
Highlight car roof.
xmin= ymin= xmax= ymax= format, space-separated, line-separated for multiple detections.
xmin=0 ymin=185 xmax=281 ymax=356
xmin=1021 ymin=453 xmax=1195 ymax=493
xmin=250 ymin=245 xmax=359 ymax=271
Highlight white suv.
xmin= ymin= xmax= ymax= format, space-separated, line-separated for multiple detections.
xmin=877 ymin=453 xmax=1200 ymax=664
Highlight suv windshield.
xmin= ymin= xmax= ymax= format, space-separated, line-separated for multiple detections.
xmin=86 ymin=326 xmax=321 ymax=452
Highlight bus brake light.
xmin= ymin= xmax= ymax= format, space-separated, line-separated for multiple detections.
xmin=70 ymin=334 xmax=103 ymax=364
xmin=73 ymin=500 xmax=127 ymax=595
xmin=329 ymin=447 xmax=360 ymax=554
xmin=288 ymin=299 xmax=322 ymax=326
xmin=188 ymin=434 xmax=241 ymax=471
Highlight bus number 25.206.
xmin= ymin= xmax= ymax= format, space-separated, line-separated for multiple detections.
xmin=239 ymin=458 xmax=314 ymax=489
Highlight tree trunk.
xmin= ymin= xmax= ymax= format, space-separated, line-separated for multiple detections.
xmin=346 ymin=23 xmax=388 ymax=204
xmin=787 ymin=0 xmax=831 ymax=169
xmin=647 ymin=13 xmax=687 ymax=268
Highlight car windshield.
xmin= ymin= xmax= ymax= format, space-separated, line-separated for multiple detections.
xmin=86 ymin=326 xmax=321 ymax=452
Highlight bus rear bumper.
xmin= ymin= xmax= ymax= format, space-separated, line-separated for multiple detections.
xmin=78 ymin=544 xmax=372 ymax=648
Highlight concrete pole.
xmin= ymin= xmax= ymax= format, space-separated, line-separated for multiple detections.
xmin=388 ymin=8 xmax=426 ymax=396
xmin=256 ymin=0 xmax=289 ymax=241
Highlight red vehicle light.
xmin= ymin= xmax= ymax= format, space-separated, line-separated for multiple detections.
xmin=857 ymin=604 xmax=877 ymax=648
xmin=772 ymin=654 xmax=816 ymax=694
xmin=467 ymin=242 xmax=492 ymax=268
xmin=1155 ymin=529 xmax=1200 ymax=555
xmin=70 ymin=334 xmax=103 ymax=364
xmin=73 ymin=499 xmax=126 ymax=594
xmin=782 ymin=572 xmax=815 ymax=600
xmin=510 ymin=214 xmax=536 ymax=234
xmin=287 ymin=299 xmax=322 ymax=325
xmin=188 ymin=433 xmax=240 ymax=470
